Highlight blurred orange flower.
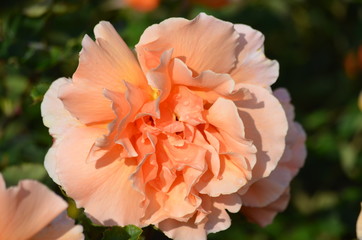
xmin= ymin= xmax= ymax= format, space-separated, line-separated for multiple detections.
xmin=0 ymin=174 xmax=84 ymax=240
xmin=42 ymin=13 xmax=305 ymax=239
xmin=344 ymin=45 xmax=362 ymax=79
xmin=125 ymin=0 xmax=159 ymax=12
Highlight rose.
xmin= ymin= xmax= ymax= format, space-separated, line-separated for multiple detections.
xmin=42 ymin=13 xmax=305 ymax=239
xmin=0 ymin=174 xmax=83 ymax=240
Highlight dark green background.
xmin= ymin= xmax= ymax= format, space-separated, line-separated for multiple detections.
xmin=1 ymin=0 xmax=362 ymax=239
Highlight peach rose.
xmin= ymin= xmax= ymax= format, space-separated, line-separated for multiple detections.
xmin=0 ymin=174 xmax=84 ymax=240
xmin=42 ymin=13 xmax=305 ymax=239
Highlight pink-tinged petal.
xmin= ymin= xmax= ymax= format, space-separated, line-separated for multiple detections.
xmin=241 ymin=165 xmax=292 ymax=207
xmin=231 ymin=24 xmax=279 ymax=88
xmin=235 ymin=83 xmax=288 ymax=180
xmin=31 ymin=211 xmax=84 ymax=240
xmin=54 ymin=127 xmax=146 ymax=226
xmin=241 ymin=189 xmax=290 ymax=227
xmin=136 ymin=13 xmax=239 ymax=74
xmin=74 ymin=22 xmax=146 ymax=91
xmin=274 ymin=88 xmax=307 ymax=176
xmin=0 ymin=176 xmax=68 ymax=240
xmin=59 ymin=80 xmax=114 ymax=124
xmin=283 ymin=122 xmax=307 ymax=177
xmin=158 ymin=217 xmax=207 ymax=240
xmin=357 ymin=203 xmax=362 ymax=240
xmin=41 ymin=78 xmax=81 ymax=137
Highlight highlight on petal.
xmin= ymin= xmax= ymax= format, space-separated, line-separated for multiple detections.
xmin=0 ymin=174 xmax=83 ymax=240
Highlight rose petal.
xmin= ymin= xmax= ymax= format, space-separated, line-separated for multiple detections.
xmin=241 ymin=189 xmax=290 ymax=227
xmin=0 ymin=176 xmax=68 ymax=240
xmin=59 ymin=79 xmax=114 ymax=125
xmin=41 ymin=78 xmax=83 ymax=184
xmin=60 ymin=21 xmax=148 ymax=124
xmin=195 ymin=155 xmax=248 ymax=197
xmin=54 ymin=127 xmax=146 ymax=226
xmin=231 ymin=24 xmax=279 ymax=88
xmin=75 ymin=22 xmax=146 ymax=91
xmin=41 ymin=78 xmax=81 ymax=137
xmin=136 ymin=13 xmax=239 ymax=74
xmin=31 ymin=211 xmax=84 ymax=240
xmin=158 ymin=217 xmax=207 ymax=240
xmin=241 ymin=165 xmax=292 ymax=207
xmin=235 ymin=83 xmax=288 ymax=180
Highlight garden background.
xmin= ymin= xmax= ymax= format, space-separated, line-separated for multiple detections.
xmin=0 ymin=0 xmax=362 ymax=239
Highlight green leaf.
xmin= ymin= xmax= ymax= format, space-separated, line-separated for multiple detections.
xmin=30 ymin=82 xmax=50 ymax=103
xmin=102 ymin=225 xmax=142 ymax=240
xmin=102 ymin=227 xmax=131 ymax=240
xmin=124 ymin=225 xmax=143 ymax=240
xmin=2 ymin=163 xmax=47 ymax=186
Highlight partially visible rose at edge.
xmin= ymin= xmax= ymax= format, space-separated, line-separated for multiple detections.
xmin=41 ymin=13 xmax=306 ymax=240
xmin=0 ymin=174 xmax=84 ymax=240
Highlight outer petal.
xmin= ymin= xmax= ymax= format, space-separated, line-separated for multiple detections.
xmin=241 ymin=189 xmax=290 ymax=227
xmin=41 ymin=78 xmax=81 ymax=138
xmin=136 ymin=13 xmax=239 ymax=74
xmin=241 ymin=166 xmax=292 ymax=207
xmin=41 ymin=78 xmax=82 ymax=184
xmin=54 ymin=127 xmax=146 ymax=227
xmin=230 ymin=24 xmax=279 ymax=88
xmin=59 ymin=80 xmax=114 ymax=125
xmin=195 ymin=155 xmax=250 ymax=197
xmin=61 ymin=21 xmax=148 ymax=124
xmin=31 ymin=211 xmax=84 ymax=240
xmin=241 ymin=88 xmax=306 ymax=208
xmin=235 ymin=83 xmax=288 ymax=180
xmin=274 ymin=88 xmax=307 ymax=176
xmin=158 ymin=218 xmax=207 ymax=240
xmin=205 ymin=194 xmax=242 ymax=234
xmin=75 ymin=21 xmax=146 ymax=91
xmin=0 ymin=176 xmax=68 ymax=240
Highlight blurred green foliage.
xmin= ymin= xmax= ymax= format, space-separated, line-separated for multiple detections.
xmin=0 ymin=0 xmax=361 ymax=239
